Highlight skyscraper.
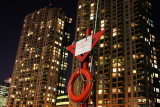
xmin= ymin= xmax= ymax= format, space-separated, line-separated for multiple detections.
xmin=71 ymin=0 xmax=160 ymax=107
xmin=7 ymin=5 xmax=72 ymax=107
xmin=0 ymin=81 xmax=10 ymax=107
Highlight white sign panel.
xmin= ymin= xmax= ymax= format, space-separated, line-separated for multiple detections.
xmin=75 ymin=35 xmax=92 ymax=56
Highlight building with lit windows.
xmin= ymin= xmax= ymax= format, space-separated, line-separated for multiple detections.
xmin=70 ymin=0 xmax=160 ymax=107
xmin=0 ymin=82 xmax=10 ymax=107
xmin=156 ymin=39 xmax=160 ymax=107
xmin=7 ymin=5 xmax=72 ymax=107
xmin=56 ymin=94 xmax=69 ymax=106
xmin=4 ymin=78 xmax=12 ymax=84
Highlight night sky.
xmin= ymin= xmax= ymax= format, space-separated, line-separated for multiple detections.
xmin=0 ymin=0 xmax=159 ymax=82
xmin=0 ymin=0 xmax=77 ymax=81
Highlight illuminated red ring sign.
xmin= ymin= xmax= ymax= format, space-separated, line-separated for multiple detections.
xmin=68 ymin=68 xmax=93 ymax=103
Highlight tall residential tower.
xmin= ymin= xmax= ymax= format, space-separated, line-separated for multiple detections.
xmin=0 ymin=81 xmax=10 ymax=107
xmin=71 ymin=0 xmax=160 ymax=107
xmin=7 ymin=5 xmax=72 ymax=107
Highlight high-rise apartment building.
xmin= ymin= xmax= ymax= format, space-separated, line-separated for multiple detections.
xmin=7 ymin=5 xmax=72 ymax=107
xmin=0 ymin=82 xmax=10 ymax=107
xmin=71 ymin=0 xmax=160 ymax=107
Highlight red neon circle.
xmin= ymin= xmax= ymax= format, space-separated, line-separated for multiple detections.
xmin=68 ymin=68 xmax=93 ymax=103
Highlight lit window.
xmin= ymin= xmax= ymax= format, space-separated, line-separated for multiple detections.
xmin=156 ymin=88 xmax=159 ymax=93
xmin=10 ymin=95 xmax=15 ymax=98
xmin=142 ymin=99 xmax=146 ymax=103
xmin=99 ymin=56 xmax=104 ymax=60
xmin=100 ymin=35 xmax=104 ymax=40
xmin=113 ymin=28 xmax=117 ymax=32
xmin=154 ymin=60 xmax=157 ymax=64
xmin=140 ymin=54 xmax=144 ymax=58
xmin=131 ymin=22 xmax=137 ymax=27
xmin=101 ymin=20 xmax=105 ymax=30
xmin=79 ymin=5 xmax=82 ymax=9
xmin=55 ymin=41 xmax=58 ymax=44
xmin=61 ymin=90 xmax=64 ymax=93
xmin=77 ymin=28 xmax=79 ymax=31
xmin=128 ymin=87 xmax=131 ymax=92
xmin=118 ymin=68 xmax=121 ymax=72
xmin=90 ymin=5 xmax=94 ymax=20
xmin=133 ymin=70 xmax=136 ymax=74
xmin=91 ymin=3 xmax=94 ymax=7
xmin=90 ymin=13 xmax=94 ymax=20
xmin=118 ymin=62 xmax=122 ymax=67
xmin=118 ymin=88 xmax=122 ymax=92
xmin=113 ymin=44 xmax=117 ymax=48
xmin=132 ymin=54 xmax=138 ymax=59
xmin=155 ymin=73 xmax=158 ymax=78
xmin=69 ymin=18 xmax=72 ymax=23
xmin=132 ymin=36 xmax=138 ymax=40
xmin=154 ymin=65 xmax=158 ymax=69
xmin=38 ymin=37 xmax=41 ymax=40
xmin=113 ymin=68 xmax=117 ymax=72
xmin=100 ymin=43 xmax=104 ymax=47
xmin=62 ymin=84 xmax=65 ymax=87
xmin=52 ymin=99 xmax=55 ymax=102
xmin=112 ymin=73 xmax=117 ymax=77
xmin=113 ymin=32 xmax=117 ymax=36
xmin=112 ymin=88 xmax=117 ymax=93
xmin=112 ymin=59 xmax=117 ymax=63
xmin=113 ymin=44 xmax=121 ymax=49
xmin=28 ymin=31 xmax=33 ymax=36
xmin=98 ymin=100 xmax=102 ymax=104
xmin=98 ymin=90 xmax=103 ymax=94
xmin=90 ymin=101 xmax=93 ymax=104
xmin=100 ymin=61 xmax=103 ymax=65
xmin=138 ymin=99 xmax=141 ymax=103
xmin=99 ymin=79 xmax=103 ymax=83
xmin=157 ymin=99 xmax=160 ymax=103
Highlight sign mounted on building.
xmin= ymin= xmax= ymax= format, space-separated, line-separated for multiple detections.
xmin=75 ymin=35 xmax=92 ymax=56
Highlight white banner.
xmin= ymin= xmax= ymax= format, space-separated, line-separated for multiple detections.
xmin=75 ymin=35 xmax=92 ymax=56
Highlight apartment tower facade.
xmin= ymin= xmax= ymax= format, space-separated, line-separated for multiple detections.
xmin=7 ymin=5 xmax=72 ymax=107
xmin=0 ymin=82 xmax=10 ymax=107
xmin=71 ymin=0 xmax=160 ymax=107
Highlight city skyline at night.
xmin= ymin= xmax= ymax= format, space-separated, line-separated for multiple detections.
xmin=7 ymin=5 xmax=72 ymax=106
xmin=0 ymin=1 xmax=160 ymax=107
xmin=71 ymin=0 xmax=160 ymax=107
xmin=0 ymin=0 xmax=77 ymax=82
xmin=0 ymin=0 xmax=160 ymax=82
